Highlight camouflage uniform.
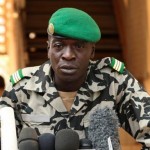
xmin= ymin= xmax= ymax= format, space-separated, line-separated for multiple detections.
xmin=0 ymin=57 xmax=150 ymax=149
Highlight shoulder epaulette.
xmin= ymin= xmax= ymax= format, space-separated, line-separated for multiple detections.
xmin=110 ymin=57 xmax=125 ymax=74
xmin=10 ymin=66 xmax=39 ymax=86
xmin=10 ymin=69 xmax=24 ymax=85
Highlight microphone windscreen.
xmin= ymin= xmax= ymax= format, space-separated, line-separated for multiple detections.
xmin=18 ymin=127 xmax=39 ymax=150
xmin=79 ymin=138 xmax=93 ymax=149
xmin=55 ymin=129 xmax=79 ymax=150
xmin=88 ymin=107 xmax=120 ymax=150
xmin=38 ymin=133 xmax=55 ymax=150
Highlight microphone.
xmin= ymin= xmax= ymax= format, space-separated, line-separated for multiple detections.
xmin=0 ymin=130 xmax=1 ymax=150
xmin=0 ymin=107 xmax=18 ymax=150
xmin=38 ymin=133 xmax=55 ymax=150
xmin=79 ymin=138 xmax=95 ymax=150
xmin=55 ymin=129 xmax=79 ymax=150
xmin=18 ymin=127 xmax=39 ymax=150
xmin=88 ymin=107 xmax=121 ymax=150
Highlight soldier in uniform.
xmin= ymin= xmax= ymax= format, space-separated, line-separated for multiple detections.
xmin=0 ymin=7 xmax=150 ymax=149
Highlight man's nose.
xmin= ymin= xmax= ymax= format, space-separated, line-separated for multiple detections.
xmin=62 ymin=46 xmax=75 ymax=60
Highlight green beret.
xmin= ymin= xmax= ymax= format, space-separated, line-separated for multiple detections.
xmin=47 ymin=8 xmax=101 ymax=42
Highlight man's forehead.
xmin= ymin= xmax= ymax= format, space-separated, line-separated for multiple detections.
xmin=50 ymin=35 xmax=88 ymax=43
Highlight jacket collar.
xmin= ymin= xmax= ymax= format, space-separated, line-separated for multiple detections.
xmin=24 ymin=60 xmax=54 ymax=92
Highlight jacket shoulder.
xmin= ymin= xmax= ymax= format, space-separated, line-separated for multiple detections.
xmin=109 ymin=57 xmax=125 ymax=74
xmin=94 ymin=57 xmax=125 ymax=74
xmin=10 ymin=66 xmax=39 ymax=86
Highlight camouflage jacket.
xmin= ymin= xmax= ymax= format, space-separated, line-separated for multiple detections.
xmin=0 ymin=57 xmax=150 ymax=149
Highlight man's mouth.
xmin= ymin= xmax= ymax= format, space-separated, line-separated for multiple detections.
xmin=60 ymin=65 xmax=78 ymax=74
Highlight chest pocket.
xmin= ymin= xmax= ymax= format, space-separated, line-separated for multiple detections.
xmin=21 ymin=114 xmax=54 ymax=134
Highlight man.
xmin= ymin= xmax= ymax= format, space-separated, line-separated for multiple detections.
xmin=0 ymin=7 xmax=150 ymax=149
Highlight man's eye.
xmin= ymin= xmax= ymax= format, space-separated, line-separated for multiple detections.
xmin=53 ymin=43 xmax=63 ymax=49
xmin=75 ymin=43 xmax=85 ymax=49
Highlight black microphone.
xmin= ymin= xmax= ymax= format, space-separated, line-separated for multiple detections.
xmin=18 ymin=127 xmax=39 ymax=150
xmin=88 ymin=107 xmax=121 ymax=150
xmin=79 ymin=138 xmax=94 ymax=149
xmin=55 ymin=129 xmax=79 ymax=150
xmin=38 ymin=133 xmax=55 ymax=150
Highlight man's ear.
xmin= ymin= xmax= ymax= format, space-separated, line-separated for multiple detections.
xmin=47 ymin=41 xmax=50 ymax=50
xmin=47 ymin=35 xmax=52 ymax=59
xmin=47 ymin=35 xmax=51 ymax=51
xmin=47 ymin=41 xmax=50 ymax=58
xmin=90 ymin=44 xmax=95 ymax=59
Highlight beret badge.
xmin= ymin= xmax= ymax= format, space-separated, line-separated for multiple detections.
xmin=48 ymin=23 xmax=54 ymax=35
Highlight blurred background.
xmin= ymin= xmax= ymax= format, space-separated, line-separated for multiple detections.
xmin=0 ymin=0 xmax=150 ymax=149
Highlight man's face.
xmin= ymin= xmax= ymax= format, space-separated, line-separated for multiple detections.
xmin=47 ymin=36 xmax=95 ymax=83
